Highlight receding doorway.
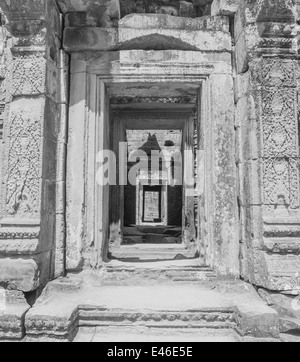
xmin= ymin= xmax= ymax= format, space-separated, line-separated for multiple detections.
xmin=142 ymin=186 xmax=162 ymax=224
xmin=108 ymin=108 xmax=198 ymax=263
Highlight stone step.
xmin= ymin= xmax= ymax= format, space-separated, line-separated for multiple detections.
xmin=74 ymin=326 xmax=242 ymax=342
xmin=110 ymin=243 xmax=196 ymax=261
xmin=78 ymin=307 xmax=237 ymax=330
xmin=102 ymin=260 xmax=216 ymax=285
xmin=135 ymin=227 xmax=181 ymax=235
xmin=124 ymin=226 xmax=182 ymax=236
xmin=123 ymin=235 xmax=181 ymax=244
xmin=24 ymin=280 xmax=281 ymax=342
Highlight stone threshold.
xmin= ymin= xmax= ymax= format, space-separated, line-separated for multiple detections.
xmin=3 ymin=271 xmax=300 ymax=342
xmin=3 ymin=274 xmax=280 ymax=342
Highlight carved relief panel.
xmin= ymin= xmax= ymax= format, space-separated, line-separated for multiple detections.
xmin=259 ymin=57 xmax=300 ymax=211
xmin=3 ymin=97 xmax=44 ymax=219
xmin=0 ymin=69 xmax=5 ymax=140
xmin=1 ymin=50 xmax=46 ymax=220
xmin=12 ymin=52 xmax=46 ymax=96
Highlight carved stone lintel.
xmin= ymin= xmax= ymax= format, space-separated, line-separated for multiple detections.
xmin=110 ymin=96 xmax=197 ymax=105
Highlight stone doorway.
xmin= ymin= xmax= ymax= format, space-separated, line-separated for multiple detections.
xmin=142 ymin=186 xmax=163 ymax=224
xmin=66 ymin=49 xmax=239 ymax=277
xmin=108 ymin=109 xmax=198 ymax=264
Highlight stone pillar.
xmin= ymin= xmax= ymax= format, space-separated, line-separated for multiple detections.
xmin=209 ymin=73 xmax=239 ymax=276
xmin=96 ymin=81 xmax=111 ymax=264
xmin=109 ymin=114 xmax=125 ymax=249
xmin=234 ymin=0 xmax=300 ymax=292
xmin=0 ymin=0 xmax=64 ymax=292
xmin=0 ymin=14 xmax=10 ymax=226
xmin=183 ymin=115 xmax=196 ymax=250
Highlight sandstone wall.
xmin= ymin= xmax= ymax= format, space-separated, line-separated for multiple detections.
xmin=0 ymin=0 xmax=68 ymax=292
xmin=0 ymin=0 xmax=298 ymax=294
xmin=212 ymin=0 xmax=300 ymax=293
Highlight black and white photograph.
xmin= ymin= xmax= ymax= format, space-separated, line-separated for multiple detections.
xmin=0 ymin=0 xmax=300 ymax=347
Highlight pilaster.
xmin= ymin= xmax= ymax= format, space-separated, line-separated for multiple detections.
xmin=0 ymin=0 xmax=65 ymax=291
xmin=235 ymin=0 xmax=300 ymax=292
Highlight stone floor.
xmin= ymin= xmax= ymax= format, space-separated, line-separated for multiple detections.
xmin=112 ymin=226 xmax=188 ymax=262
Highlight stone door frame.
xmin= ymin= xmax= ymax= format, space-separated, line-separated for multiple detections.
xmin=67 ymin=50 xmax=239 ymax=276
xmin=136 ymin=180 xmax=168 ymax=226
xmin=114 ymin=109 xmax=194 ymax=242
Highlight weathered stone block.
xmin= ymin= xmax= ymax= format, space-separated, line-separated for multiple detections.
xmin=235 ymin=95 xmax=249 ymax=129
xmin=119 ymin=13 xmax=229 ymax=31
xmin=47 ymin=1 xmax=63 ymax=38
xmin=179 ymin=1 xmax=198 ymax=18
xmin=42 ymin=138 xmax=57 ymax=182
xmin=64 ymin=27 xmax=117 ymax=52
xmin=44 ymin=101 xmax=59 ymax=145
xmin=42 ymin=180 xmax=56 ymax=216
xmin=244 ymin=160 xmax=262 ymax=206
xmin=64 ymin=14 xmax=231 ymax=52
xmin=234 ymin=5 xmax=261 ymax=74
xmin=211 ymin=0 xmax=238 ymax=16
xmin=234 ymin=1 xmax=256 ymax=41
xmin=235 ymin=30 xmax=248 ymax=74
xmin=235 ymin=302 xmax=279 ymax=338
xmin=258 ymin=288 xmax=300 ymax=319
xmin=279 ymin=317 xmax=300 ymax=333
xmin=0 ymin=258 xmax=39 ymax=292
xmin=242 ymin=205 xmax=264 ymax=248
xmin=0 ymin=289 xmax=30 ymax=341
xmin=264 ymin=254 xmax=300 ymax=292
xmin=258 ymin=288 xmax=300 ymax=333
xmin=46 ymin=60 xmax=61 ymax=102
xmin=57 ymin=0 xmax=120 ymax=27
xmin=234 ymin=71 xmax=251 ymax=103
xmin=65 ymin=12 xmax=98 ymax=27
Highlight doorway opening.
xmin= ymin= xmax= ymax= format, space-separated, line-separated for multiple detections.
xmin=108 ymin=98 xmax=200 ymax=264
xmin=142 ymin=186 xmax=162 ymax=224
xmin=66 ymin=57 xmax=240 ymax=276
xmin=120 ymin=127 xmax=185 ymax=261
